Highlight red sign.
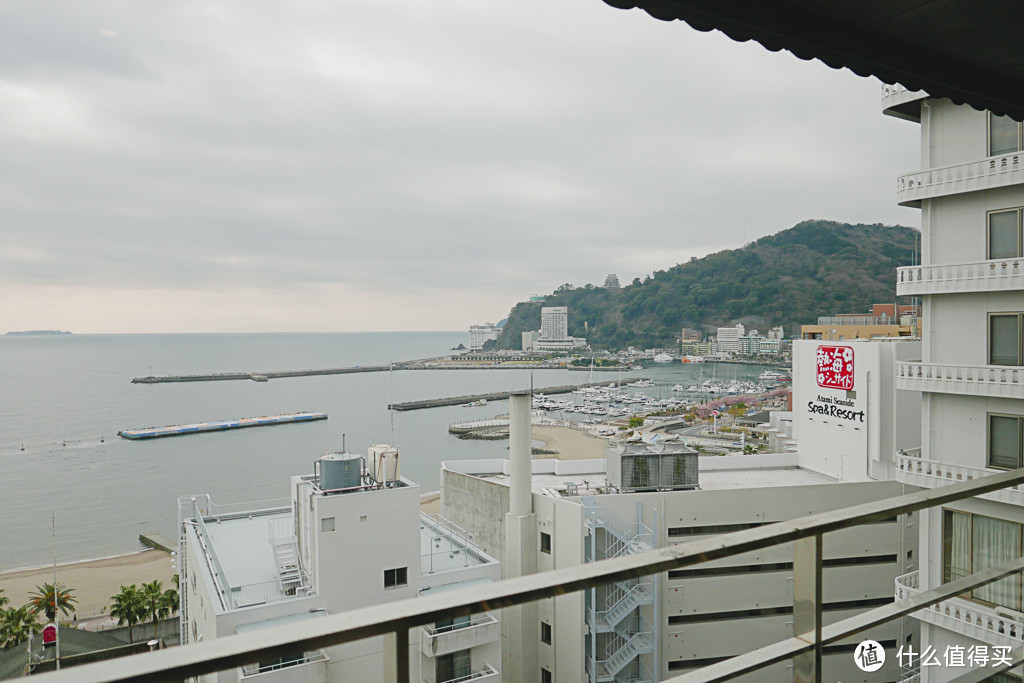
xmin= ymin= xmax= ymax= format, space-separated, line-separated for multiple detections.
xmin=816 ymin=345 xmax=854 ymax=390
xmin=42 ymin=624 xmax=56 ymax=648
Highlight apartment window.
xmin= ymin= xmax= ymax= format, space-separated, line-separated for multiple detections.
xmin=990 ymin=314 xmax=1024 ymax=366
xmin=383 ymin=566 xmax=407 ymax=589
xmin=320 ymin=516 xmax=335 ymax=533
xmin=435 ymin=615 xmax=470 ymax=632
xmin=990 ymin=414 xmax=1024 ymax=469
xmin=943 ymin=509 xmax=1023 ymax=610
xmin=990 ymin=112 xmax=1023 ymax=156
xmin=540 ymin=531 xmax=552 ymax=554
xmin=541 ymin=668 xmax=553 ymax=683
xmin=989 ymin=209 xmax=1024 ymax=259
xmin=540 ymin=621 xmax=552 ymax=644
xmin=436 ymin=649 xmax=470 ymax=683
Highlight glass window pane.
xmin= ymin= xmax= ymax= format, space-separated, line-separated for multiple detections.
xmin=990 ymin=315 xmax=1021 ymax=365
xmin=991 ymin=113 xmax=1021 ymax=156
xmin=973 ymin=515 xmax=1022 ymax=609
xmin=990 ymin=210 xmax=1020 ymax=259
xmin=990 ymin=415 xmax=1022 ymax=469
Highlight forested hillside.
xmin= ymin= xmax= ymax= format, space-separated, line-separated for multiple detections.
xmin=496 ymin=220 xmax=918 ymax=349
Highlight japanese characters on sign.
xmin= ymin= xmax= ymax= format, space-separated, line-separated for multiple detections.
xmin=816 ymin=345 xmax=854 ymax=390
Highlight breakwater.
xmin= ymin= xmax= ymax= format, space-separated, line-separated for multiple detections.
xmin=132 ymin=365 xmax=390 ymax=383
xmin=389 ymin=381 xmax=619 ymax=411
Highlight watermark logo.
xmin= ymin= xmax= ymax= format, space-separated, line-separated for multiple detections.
xmin=854 ymin=640 xmax=885 ymax=672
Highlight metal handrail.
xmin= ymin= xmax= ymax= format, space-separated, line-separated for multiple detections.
xmin=29 ymin=467 xmax=1024 ymax=683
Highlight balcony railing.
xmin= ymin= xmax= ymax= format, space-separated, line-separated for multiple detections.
xmin=881 ymin=84 xmax=927 ymax=122
xmin=897 ymin=259 xmax=1024 ymax=296
xmin=422 ymin=663 xmax=500 ymax=683
xmin=896 ymin=361 xmax=1024 ymax=400
xmin=897 ymin=150 xmax=1024 ymax=207
xmin=30 ymin=468 xmax=1024 ymax=683
xmin=894 ymin=450 xmax=1024 ymax=507
xmin=420 ymin=614 xmax=500 ymax=658
xmin=895 ymin=570 xmax=1024 ymax=647
xmin=240 ymin=650 xmax=327 ymax=678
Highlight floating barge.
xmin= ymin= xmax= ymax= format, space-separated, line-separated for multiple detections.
xmin=118 ymin=412 xmax=328 ymax=440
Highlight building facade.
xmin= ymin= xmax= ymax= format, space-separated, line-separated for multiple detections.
xmin=469 ymin=323 xmax=500 ymax=350
xmin=540 ymin=307 xmax=568 ymax=341
xmin=885 ymin=87 xmax=1024 ymax=681
xmin=178 ymin=447 xmax=501 ymax=683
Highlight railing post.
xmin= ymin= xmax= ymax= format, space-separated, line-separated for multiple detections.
xmin=793 ymin=532 xmax=822 ymax=683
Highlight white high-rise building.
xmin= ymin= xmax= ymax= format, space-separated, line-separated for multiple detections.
xmin=884 ymin=85 xmax=1024 ymax=681
xmin=715 ymin=323 xmax=745 ymax=354
xmin=469 ymin=322 xmax=500 ymax=350
xmin=540 ymin=307 xmax=568 ymax=341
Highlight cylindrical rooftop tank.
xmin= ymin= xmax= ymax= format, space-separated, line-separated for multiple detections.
xmin=368 ymin=444 xmax=399 ymax=484
xmin=319 ymin=452 xmax=362 ymax=491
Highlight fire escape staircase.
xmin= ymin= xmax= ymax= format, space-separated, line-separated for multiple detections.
xmin=583 ymin=498 xmax=655 ymax=683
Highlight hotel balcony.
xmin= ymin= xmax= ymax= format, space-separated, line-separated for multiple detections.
xmin=895 ymin=571 xmax=1024 ymax=648
xmin=894 ymin=449 xmax=1024 ymax=507
xmin=897 ymin=259 xmax=1024 ymax=296
xmin=897 ymin=149 xmax=1024 ymax=207
xmin=881 ymin=84 xmax=927 ymax=122
xmin=420 ymin=614 xmax=500 ymax=658
xmin=422 ymin=663 xmax=500 ymax=683
xmin=895 ymin=361 xmax=1024 ymax=400
xmin=239 ymin=651 xmax=329 ymax=682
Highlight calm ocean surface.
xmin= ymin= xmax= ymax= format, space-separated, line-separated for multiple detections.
xmin=0 ymin=332 xmax=775 ymax=571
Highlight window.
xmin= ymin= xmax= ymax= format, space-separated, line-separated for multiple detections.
xmin=383 ymin=566 xmax=407 ymax=589
xmin=320 ymin=517 xmax=335 ymax=533
xmin=990 ymin=112 xmax=1023 ymax=156
xmin=943 ymin=509 xmax=1023 ymax=610
xmin=990 ymin=314 xmax=1024 ymax=366
xmin=540 ymin=531 xmax=551 ymax=554
xmin=990 ymin=413 xmax=1024 ymax=469
xmin=436 ymin=649 xmax=470 ymax=683
xmin=540 ymin=621 xmax=552 ymax=644
xmin=989 ymin=209 xmax=1024 ymax=259
xmin=435 ymin=615 xmax=470 ymax=632
xmin=541 ymin=668 xmax=553 ymax=683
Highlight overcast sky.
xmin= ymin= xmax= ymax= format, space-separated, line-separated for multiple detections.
xmin=0 ymin=0 xmax=922 ymax=334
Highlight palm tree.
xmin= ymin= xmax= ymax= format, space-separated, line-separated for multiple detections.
xmin=0 ymin=589 xmax=8 ymax=609
xmin=141 ymin=580 xmax=179 ymax=639
xmin=109 ymin=585 xmax=146 ymax=643
xmin=28 ymin=582 xmax=77 ymax=621
xmin=0 ymin=606 xmax=41 ymax=649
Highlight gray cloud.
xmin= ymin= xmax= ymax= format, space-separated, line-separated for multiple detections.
xmin=0 ymin=0 xmax=920 ymax=331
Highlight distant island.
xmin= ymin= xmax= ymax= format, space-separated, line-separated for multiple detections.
xmin=5 ymin=330 xmax=73 ymax=336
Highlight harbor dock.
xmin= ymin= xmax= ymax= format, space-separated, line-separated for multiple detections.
xmin=388 ymin=382 xmax=619 ymax=411
xmin=117 ymin=411 xmax=328 ymax=440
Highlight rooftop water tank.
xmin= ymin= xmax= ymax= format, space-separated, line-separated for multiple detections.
xmin=368 ymin=444 xmax=400 ymax=484
xmin=319 ymin=452 xmax=362 ymax=492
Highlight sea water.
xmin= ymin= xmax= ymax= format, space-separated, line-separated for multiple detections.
xmin=0 ymin=333 xmax=777 ymax=570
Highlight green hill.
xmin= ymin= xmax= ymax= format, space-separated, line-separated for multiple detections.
xmin=496 ymin=219 xmax=918 ymax=350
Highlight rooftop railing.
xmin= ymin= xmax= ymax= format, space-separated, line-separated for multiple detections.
xmin=31 ymin=468 xmax=1024 ymax=683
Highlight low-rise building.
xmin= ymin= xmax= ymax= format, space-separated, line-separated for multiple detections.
xmin=179 ymin=446 xmax=501 ymax=683
xmin=801 ymin=303 xmax=920 ymax=341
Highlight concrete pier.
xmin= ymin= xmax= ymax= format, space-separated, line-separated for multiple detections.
xmin=388 ymin=381 xmax=620 ymax=411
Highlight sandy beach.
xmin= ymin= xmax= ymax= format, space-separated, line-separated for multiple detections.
xmin=0 ymin=550 xmax=176 ymax=625
xmin=532 ymin=424 xmax=608 ymax=460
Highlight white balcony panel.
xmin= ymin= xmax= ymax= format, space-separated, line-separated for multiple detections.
xmin=897 ymin=260 xmax=1024 ymax=296
xmin=420 ymin=614 xmax=500 ymax=658
xmin=896 ymin=151 xmax=1024 ymax=207
xmin=894 ymin=451 xmax=1024 ymax=507
xmin=895 ymin=571 xmax=1024 ymax=647
xmin=881 ymin=84 xmax=927 ymax=122
xmin=896 ymin=362 xmax=1024 ymax=400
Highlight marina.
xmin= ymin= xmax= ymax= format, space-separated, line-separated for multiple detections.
xmin=117 ymin=411 xmax=328 ymax=440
